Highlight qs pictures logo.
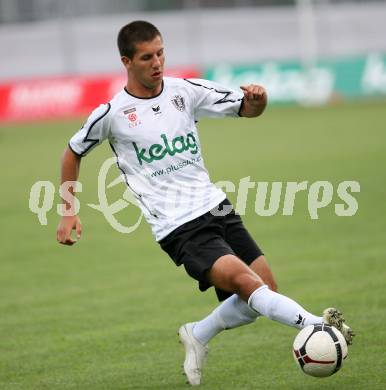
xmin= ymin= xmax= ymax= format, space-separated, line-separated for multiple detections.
xmin=29 ymin=157 xmax=143 ymax=234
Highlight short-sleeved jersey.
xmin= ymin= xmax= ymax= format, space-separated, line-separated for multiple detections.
xmin=69 ymin=77 xmax=244 ymax=241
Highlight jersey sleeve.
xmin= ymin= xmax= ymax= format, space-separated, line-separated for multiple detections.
xmin=68 ymin=103 xmax=111 ymax=157
xmin=184 ymin=78 xmax=244 ymax=120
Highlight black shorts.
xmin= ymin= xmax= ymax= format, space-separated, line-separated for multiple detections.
xmin=159 ymin=198 xmax=264 ymax=301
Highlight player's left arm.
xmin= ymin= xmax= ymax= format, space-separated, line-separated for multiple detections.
xmin=239 ymin=84 xmax=267 ymax=118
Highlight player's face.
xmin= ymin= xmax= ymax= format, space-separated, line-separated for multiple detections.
xmin=124 ymin=36 xmax=165 ymax=92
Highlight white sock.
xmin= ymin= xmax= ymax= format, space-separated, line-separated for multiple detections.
xmin=248 ymin=285 xmax=322 ymax=329
xmin=192 ymin=294 xmax=260 ymax=345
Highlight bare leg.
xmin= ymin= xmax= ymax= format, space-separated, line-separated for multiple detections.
xmin=249 ymin=255 xmax=278 ymax=292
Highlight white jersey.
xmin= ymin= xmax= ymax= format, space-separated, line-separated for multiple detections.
xmin=69 ymin=77 xmax=244 ymax=241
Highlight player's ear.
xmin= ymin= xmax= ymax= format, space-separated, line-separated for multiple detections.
xmin=121 ymin=56 xmax=131 ymax=68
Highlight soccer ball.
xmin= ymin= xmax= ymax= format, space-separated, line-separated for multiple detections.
xmin=293 ymin=323 xmax=348 ymax=377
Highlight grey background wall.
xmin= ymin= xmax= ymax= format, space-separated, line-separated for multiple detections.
xmin=1 ymin=1 xmax=386 ymax=81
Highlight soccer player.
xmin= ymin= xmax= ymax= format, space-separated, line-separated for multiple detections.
xmin=56 ymin=21 xmax=354 ymax=386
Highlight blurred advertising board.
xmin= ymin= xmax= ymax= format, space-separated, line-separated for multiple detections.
xmin=204 ymin=53 xmax=386 ymax=105
xmin=0 ymin=67 xmax=199 ymax=122
xmin=1 ymin=54 xmax=385 ymax=123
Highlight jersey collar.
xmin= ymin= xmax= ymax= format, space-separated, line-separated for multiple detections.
xmin=124 ymin=80 xmax=164 ymax=100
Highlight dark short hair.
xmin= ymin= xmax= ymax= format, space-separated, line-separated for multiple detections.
xmin=117 ymin=20 xmax=161 ymax=59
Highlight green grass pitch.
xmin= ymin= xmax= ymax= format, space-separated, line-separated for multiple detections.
xmin=1 ymin=100 xmax=386 ymax=389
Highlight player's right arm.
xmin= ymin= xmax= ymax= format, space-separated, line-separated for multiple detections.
xmin=56 ymin=103 xmax=111 ymax=246
xmin=56 ymin=147 xmax=82 ymax=246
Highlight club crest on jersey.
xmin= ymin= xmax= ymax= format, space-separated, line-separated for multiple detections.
xmin=171 ymin=95 xmax=185 ymax=112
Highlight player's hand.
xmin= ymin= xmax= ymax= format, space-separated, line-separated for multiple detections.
xmin=240 ymin=84 xmax=267 ymax=105
xmin=56 ymin=215 xmax=82 ymax=246
xmin=239 ymin=84 xmax=267 ymax=117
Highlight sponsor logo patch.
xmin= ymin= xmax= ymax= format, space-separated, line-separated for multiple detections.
xmin=128 ymin=112 xmax=137 ymax=122
xmin=132 ymin=132 xmax=198 ymax=165
xmin=123 ymin=107 xmax=141 ymax=128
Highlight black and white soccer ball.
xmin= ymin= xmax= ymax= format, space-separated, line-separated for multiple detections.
xmin=293 ymin=323 xmax=348 ymax=377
